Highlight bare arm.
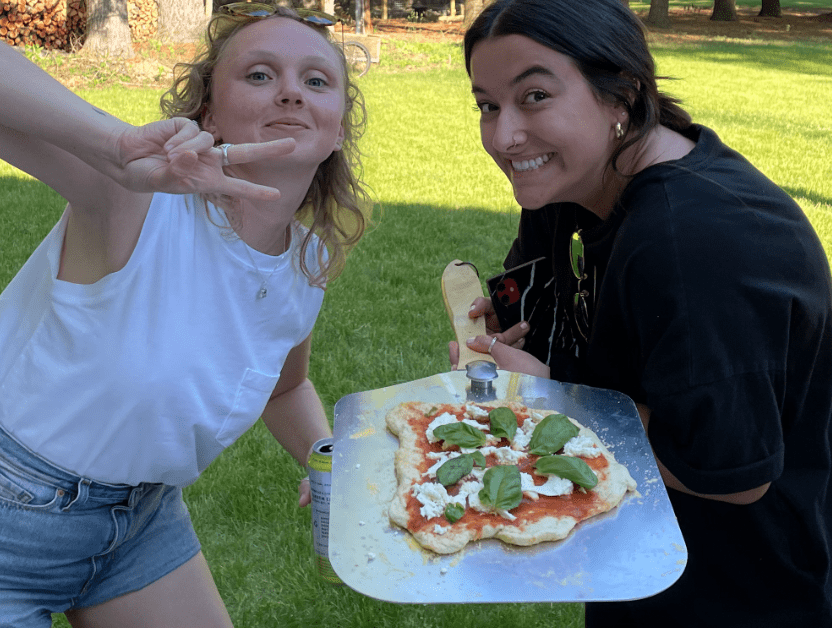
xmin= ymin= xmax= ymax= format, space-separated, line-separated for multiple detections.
xmin=260 ymin=336 xmax=331 ymax=504
xmin=0 ymin=52 xmax=289 ymax=199
xmin=636 ymin=404 xmax=770 ymax=505
xmin=1 ymin=42 xmax=295 ymax=283
xmin=0 ymin=43 xmax=131 ymax=184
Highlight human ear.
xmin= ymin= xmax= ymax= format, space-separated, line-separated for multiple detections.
xmin=333 ymin=124 xmax=345 ymax=151
xmin=200 ymin=105 xmax=222 ymax=143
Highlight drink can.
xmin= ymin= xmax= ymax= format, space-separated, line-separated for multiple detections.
xmin=308 ymin=437 xmax=342 ymax=584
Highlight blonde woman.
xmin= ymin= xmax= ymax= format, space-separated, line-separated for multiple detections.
xmin=0 ymin=5 xmax=367 ymax=626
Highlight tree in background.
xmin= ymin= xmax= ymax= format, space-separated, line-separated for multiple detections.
xmin=158 ymin=0 xmax=207 ymax=42
xmin=711 ymin=0 xmax=738 ymax=21
xmin=84 ymin=0 xmax=132 ymax=55
xmin=758 ymin=0 xmax=781 ymax=18
xmin=463 ymin=0 xmax=485 ymax=28
xmin=645 ymin=0 xmax=670 ymax=28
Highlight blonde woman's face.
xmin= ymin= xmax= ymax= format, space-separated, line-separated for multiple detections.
xmin=203 ymin=18 xmax=346 ymax=172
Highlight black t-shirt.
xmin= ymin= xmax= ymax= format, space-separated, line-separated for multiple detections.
xmin=504 ymin=125 xmax=832 ymax=627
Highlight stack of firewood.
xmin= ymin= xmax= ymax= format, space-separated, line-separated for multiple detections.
xmin=0 ymin=0 xmax=158 ymax=51
xmin=0 ymin=0 xmax=72 ymax=49
xmin=128 ymin=0 xmax=157 ymax=43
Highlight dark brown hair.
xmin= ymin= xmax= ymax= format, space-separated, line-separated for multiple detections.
xmin=464 ymin=0 xmax=692 ymax=175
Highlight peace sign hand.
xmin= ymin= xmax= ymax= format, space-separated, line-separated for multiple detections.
xmin=114 ymin=117 xmax=296 ymax=200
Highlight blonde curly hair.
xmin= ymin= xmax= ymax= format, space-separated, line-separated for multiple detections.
xmin=159 ymin=5 xmax=369 ymax=287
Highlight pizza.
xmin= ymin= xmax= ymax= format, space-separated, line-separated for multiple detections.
xmin=386 ymin=400 xmax=637 ymax=554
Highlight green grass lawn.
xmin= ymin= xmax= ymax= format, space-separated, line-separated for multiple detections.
xmin=0 ymin=21 xmax=829 ymax=628
xmin=629 ymin=0 xmax=832 ymax=10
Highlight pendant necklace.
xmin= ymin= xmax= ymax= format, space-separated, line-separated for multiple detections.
xmin=241 ymin=225 xmax=291 ymax=300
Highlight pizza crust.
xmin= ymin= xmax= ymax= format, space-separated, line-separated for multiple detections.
xmin=386 ymin=401 xmax=637 ymax=554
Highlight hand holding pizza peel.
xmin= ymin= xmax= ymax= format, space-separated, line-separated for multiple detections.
xmin=443 ymin=260 xmax=546 ymax=378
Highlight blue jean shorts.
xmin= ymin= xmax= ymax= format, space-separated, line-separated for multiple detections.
xmin=0 ymin=424 xmax=201 ymax=627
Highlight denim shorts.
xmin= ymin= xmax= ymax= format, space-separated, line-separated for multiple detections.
xmin=0 ymin=424 xmax=201 ymax=627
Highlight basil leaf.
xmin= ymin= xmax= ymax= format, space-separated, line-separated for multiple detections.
xmin=488 ymin=407 xmax=518 ymax=441
xmin=478 ymin=465 xmax=522 ymax=512
xmin=528 ymin=414 xmax=579 ymax=456
xmin=436 ymin=455 xmax=474 ymax=486
xmin=433 ymin=422 xmax=487 ymax=448
xmin=534 ymin=455 xmax=598 ymax=490
xmin=444 ymin=502 xmax=465 ymax=524
xmin=470 ymin=450 xmax=486 ymax=468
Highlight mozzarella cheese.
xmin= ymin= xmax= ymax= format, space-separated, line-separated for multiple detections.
xmin=425 ymin=412 xmax=459 ymax=443
xmin=511 ymin=416 xmax=541 ymax=450
xmin=563 ymin=434 xmax=601 ymax=458
xmin=520 ymin=471 xmax=573 ymax=497
xmin=412 ymin=482 xmax=450 ymax=520
xmin=479 ymin=445 xmax=527 ymax=465
xmin=465 ymin=404 xmax=489 ymax=418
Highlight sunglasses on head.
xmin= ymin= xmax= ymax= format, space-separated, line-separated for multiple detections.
xmin=218 ymin=2 xmax=339 ymax=26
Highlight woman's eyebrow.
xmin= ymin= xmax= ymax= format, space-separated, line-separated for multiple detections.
xmin=471 ymin=65 xmax=558 ymax=95
xmin=512 ymin=65 xmax=556 ymax=84
xmin=235 ymin=50 xmax=338 ymax=70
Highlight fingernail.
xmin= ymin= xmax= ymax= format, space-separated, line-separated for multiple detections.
xmin=466 ymin=337 xmax=475 ymax=346
xmin=520 ymin=322 xmax=529 ymax=330
xmin=469 ymin=304 xmax=477 ymax=312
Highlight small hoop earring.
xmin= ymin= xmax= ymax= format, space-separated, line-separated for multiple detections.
xmin=615 ymin=122 xmax=624 ymax=139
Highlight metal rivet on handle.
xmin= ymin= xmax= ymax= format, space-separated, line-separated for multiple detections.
xmin=466 ymin=360 xmax=498 ymax=400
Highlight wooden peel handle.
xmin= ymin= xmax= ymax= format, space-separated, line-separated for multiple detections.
xmin=441 ymin=260 xmax=495 ymax=368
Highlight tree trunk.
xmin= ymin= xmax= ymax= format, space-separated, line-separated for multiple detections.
xmin=463 ymin=0 xmax=485 ymax=28
xmin=645 ymin=0 xmax=671 ymax=28
xmin=758 ymin=0 xmax=781 ymax=18
xmin=157 ymin=0 xmax=206 ymax=43
xmin=364 ymin=0 xmax=372 ymax=33
xmin=710 ymin=0 xmax=738 ymax=22
xmin=84 ymin=0 xmax=132 ymax=56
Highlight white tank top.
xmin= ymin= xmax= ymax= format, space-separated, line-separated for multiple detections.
xmin=0 ymin=193 xmax=324 ymax=486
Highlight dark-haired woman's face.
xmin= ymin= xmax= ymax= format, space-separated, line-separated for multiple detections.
xmin=470 ymin=35 xmax=624 ymax=213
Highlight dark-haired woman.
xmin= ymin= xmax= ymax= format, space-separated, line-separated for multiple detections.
xmin=451 ymin=0 xmax=832 ymax=626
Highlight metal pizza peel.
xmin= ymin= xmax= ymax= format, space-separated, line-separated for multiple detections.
xmin=328 ymin=261 xmax=687 ymax=603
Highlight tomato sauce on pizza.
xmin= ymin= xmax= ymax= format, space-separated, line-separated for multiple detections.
xmin=387 ymin=400 xmax=636 ymax=554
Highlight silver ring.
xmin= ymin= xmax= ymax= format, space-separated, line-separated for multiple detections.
xmin=487 ymin=336 xmax=498 ymax=354
xmin=219 ymin=143 xmax=232 ymax=167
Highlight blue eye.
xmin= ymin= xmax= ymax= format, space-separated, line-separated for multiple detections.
xmin=247 ymin=71 xmax=269 ymax=82
xmin=307 ymin=77 xmax=327 ymax=88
